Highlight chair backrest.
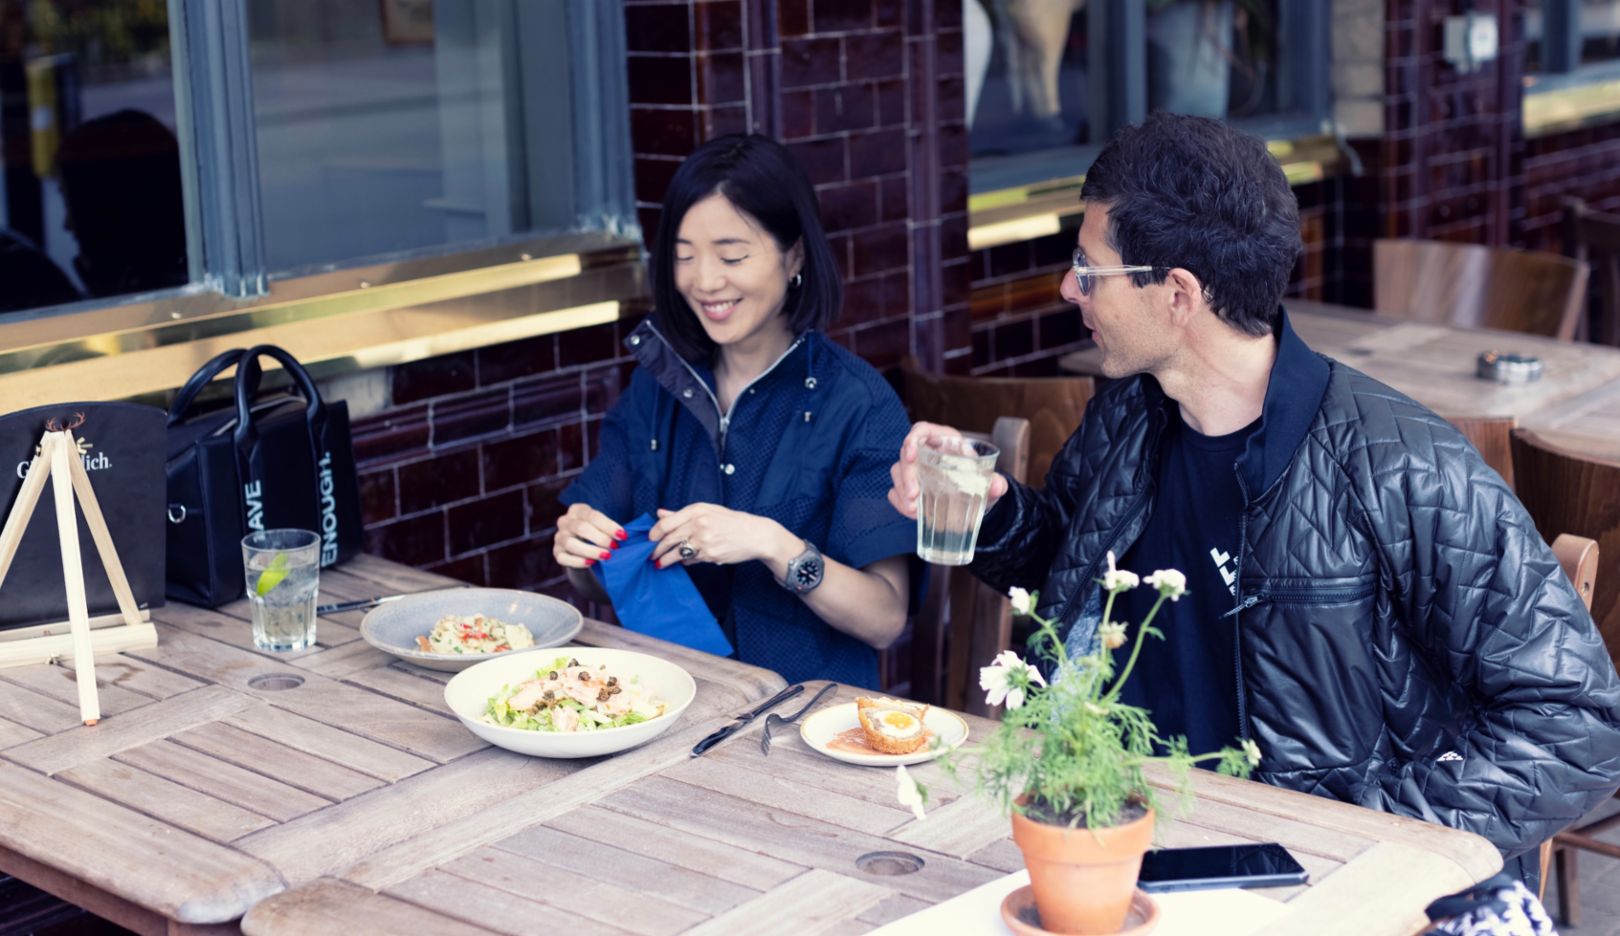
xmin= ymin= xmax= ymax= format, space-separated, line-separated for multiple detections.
xmin=1563 ymin=198 xmax=1620 ymax=346
xmin=899 ymin=358 xmax=1094 ymax=488
xmin=1444 ymin=415 xmax=1516 ymax=490
xmin=892 ymin=416 xmax=1030 ymax=714
xmin=1511 ymin=428 xmax=1620 ymax=670
xmin=1374 ymin=238 xmax=1591 ymax=341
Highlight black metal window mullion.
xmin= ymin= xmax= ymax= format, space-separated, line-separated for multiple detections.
xmin=1090 ymin=0 xmax=1147 ymax=141
xmin=1543 ymin=0 xmax=1582 ymax=74
xmin=1279 ymin=0 xmax=1330 ymax=121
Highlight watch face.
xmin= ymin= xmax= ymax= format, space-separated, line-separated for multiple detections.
xmin=793 ymin=555 xmax=824 ymax=591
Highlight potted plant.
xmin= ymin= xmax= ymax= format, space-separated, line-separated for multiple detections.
xmin=898 ymin=555 xmax=1261 ymax=935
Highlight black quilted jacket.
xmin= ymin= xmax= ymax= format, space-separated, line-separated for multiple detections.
xmin=970 ymin=310 xmax=1620 ymax=858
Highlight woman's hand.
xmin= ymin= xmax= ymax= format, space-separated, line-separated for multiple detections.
xmin=648 ymin=504 xmax=797 ymax=572
xmin=553 ymin=503 xmax=627 ymax=569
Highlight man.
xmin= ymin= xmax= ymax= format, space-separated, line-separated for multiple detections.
xmin=888 ymin=113 xmax=1620 ymax=886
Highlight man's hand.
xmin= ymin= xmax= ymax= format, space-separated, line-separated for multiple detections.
xmin=886 ymin=421 xmax=1009 ymax=520
xmin=553 ymin=503 xmax=626 ymax=568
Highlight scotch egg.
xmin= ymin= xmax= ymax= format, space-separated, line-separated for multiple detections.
xmin=855 ymin=696 xmax=931 ymax=755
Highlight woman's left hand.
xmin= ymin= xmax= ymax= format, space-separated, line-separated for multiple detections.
xmin=648 ymin=504 xmax=792 ymax=570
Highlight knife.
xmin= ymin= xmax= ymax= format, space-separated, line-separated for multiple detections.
xmin=317 ymin=584 xmax=469 ymax=616
xmin=690 ymin=683 xmax=805 ymax=757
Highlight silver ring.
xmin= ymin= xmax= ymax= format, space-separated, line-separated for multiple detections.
xmin=678 ymin=540 xmax=698 ymax=561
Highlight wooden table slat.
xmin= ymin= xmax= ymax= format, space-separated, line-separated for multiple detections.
xmin=170 ymin=720 xmax=387 ymax=802
xmin=682 ymin=869 xmax=891 ymax=936
xmin=115 ymin=739 xmax=333 ymax=823
xmin=220 ymin=702 xmax=435 ymax=783
xmin=387 ymin=868 xmax=637 ymax=936
xmin=56 ymin=757 xmax=278 ymax=843
xmin=1252 ymin=840 xmax=1474 ymax=936
xmin=3 ymin=684 xmax=252 ymax=775
xmin=441 ymin=846 xmax=709 ymax=936
xmin=544 ymin=805 xmax=807 ymax=892
xmin=240 ymin=879 xmax=497 ymax=936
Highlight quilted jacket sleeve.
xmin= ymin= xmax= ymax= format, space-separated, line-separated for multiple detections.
xmin=1357 ymin=420 xmax=1620 ymax=858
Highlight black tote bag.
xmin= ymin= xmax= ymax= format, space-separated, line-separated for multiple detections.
xmin=0 ymin=402 xmax=167 ymax=630
xmin=165 ymin=345 xmax=363 ymax=607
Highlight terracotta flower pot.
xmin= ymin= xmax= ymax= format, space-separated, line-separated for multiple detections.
xmin=1010 ymin=796 xmax=1155 ymax=935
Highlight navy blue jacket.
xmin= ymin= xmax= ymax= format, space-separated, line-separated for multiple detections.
xmin=562 ymin=319 xmax=918 ymax=687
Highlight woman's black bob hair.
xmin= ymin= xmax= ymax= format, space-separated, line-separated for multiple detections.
xmin=649 ymin=134 xmax=841 ymax=361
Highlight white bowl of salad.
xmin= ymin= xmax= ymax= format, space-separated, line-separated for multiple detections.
xmin=443 ymin=646 xmax=697 ymax=758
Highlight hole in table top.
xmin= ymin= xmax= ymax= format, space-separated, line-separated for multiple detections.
xmin=248 ymin=673 xmax=305 ymax=691
xmin=856 ymin=851 xmax=925 ymax=875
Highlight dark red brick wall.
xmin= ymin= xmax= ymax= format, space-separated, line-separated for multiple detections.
xmin=356 ymin=0 xmax=970 ymax=599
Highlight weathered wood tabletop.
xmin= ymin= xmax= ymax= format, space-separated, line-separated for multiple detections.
xmin=1 ymin=555 xmax=1502 ymax=935
xmin=1060 ymin=298 xmax=1620 ymax=461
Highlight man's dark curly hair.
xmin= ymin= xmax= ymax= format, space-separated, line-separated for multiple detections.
xmin=1080 ymin=112 xmax=1301 ymax=337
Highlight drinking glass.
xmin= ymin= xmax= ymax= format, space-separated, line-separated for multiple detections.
xmin=915 ymin=437 xmax=999 ymax=566
xmin=242 ymin=529 xmax=320 ymax=652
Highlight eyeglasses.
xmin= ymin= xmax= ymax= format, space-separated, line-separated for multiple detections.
xmin=1071 ymin=248 xmax=1161 ymax=296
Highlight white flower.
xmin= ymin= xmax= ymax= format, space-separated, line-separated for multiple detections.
xmin=1242 ymin=738 xmax=1263 ymax=767
xmin=896 ymin=764 xmax=927 ymax=821
xmin=1101 ymin=551 xmax=1140 ymax=593
xmin=1008 ymin=587 xmax=1035 ymax=617
xmin=1144 ymin=568 xmax=1188 ymax=601
xmin=979 ymin=650 xmax=1047 ymax=710
xmin=1097 ymin=620 xmax=1128 ymax=650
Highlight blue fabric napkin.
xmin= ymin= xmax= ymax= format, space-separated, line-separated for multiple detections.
xmin=593 ymin=513 xmax=733 ymax=657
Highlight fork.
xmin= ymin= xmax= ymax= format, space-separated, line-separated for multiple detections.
xmin=760 ymin=682 xmax=839 ymax=755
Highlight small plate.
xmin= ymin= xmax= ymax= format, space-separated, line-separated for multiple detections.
xmin=443 ymin=646 xmax=696 ymax=758
xmin=1001 ymin=884 xmax=1159 ymax=936
xmin=360 ymin=588 xmax=582 ymax=672
xmin=799 ymin=701 xmax=969 ymax=767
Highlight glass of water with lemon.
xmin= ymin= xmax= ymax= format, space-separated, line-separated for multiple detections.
xmin=242 ymin=529 xmax=321 ymax=652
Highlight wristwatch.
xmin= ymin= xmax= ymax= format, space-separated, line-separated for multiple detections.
xmin=780 ymin=539 xmax=825 ymax=594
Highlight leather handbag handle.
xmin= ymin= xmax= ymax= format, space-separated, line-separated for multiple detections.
xmin=232 ymin=345 xmax=327 ymax=451
xmin=166 ymin=348 xmax=248 ymax=427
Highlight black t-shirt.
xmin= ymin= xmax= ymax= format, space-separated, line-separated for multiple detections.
xmin=1113 ymin=411 xmax=1257 ymax=758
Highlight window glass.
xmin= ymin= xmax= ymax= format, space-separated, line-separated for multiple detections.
xmin=0 ymin=0 xmax=188 ymax=314
xmin=1526 ymin=0 xmax=1620 ymax=71
xmin=247 ymin=0 xmax=584 ymax=274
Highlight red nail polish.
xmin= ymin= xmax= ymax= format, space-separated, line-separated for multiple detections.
xmin=610 ymin=540 xmax=619 ymax=550
xmin=614 ymin=529 xmax=628 ymax=541
xmin=599 ymin=550 xmax=612 ymax=560
xmin=585 ymin=558 xmax=595 ymax=567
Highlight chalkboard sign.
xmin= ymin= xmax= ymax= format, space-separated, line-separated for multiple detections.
xmin=0 ymin=402 xmax=165 ymax=630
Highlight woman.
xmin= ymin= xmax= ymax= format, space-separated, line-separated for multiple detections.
xmin=554 ymin=134 xmax=917 ymax=688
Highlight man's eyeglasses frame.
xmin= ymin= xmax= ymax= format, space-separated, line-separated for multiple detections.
xmin=1070 ymin=248 xmax=1163 ymax=296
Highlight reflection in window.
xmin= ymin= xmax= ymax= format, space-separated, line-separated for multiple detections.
xmin=247 ymin=1 xmax=584 ymax=274
xmin=0 ymin=0 xmax=188 ymax=313
xmin=1526 ymin=0 xmax=1620 ymax=71
xmin=968 ymin=0 xmax=1303 ymax=194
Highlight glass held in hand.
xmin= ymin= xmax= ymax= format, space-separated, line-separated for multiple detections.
xmin=915 ymin=436 xmax=999 ymax=566
xmin=242 ymin=529 xmax=321 ymax=652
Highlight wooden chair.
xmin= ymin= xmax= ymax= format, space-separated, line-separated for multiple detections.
xmin=1563 ymin=198 xmax=1620 ymax=346
xmin=899 ymin=358 xmax=1094 ymax=488
xmin=1373 ymin=239 xmax=1591 ymax=341
xmin=1443 ymin=415 xmax=1516 ymax=490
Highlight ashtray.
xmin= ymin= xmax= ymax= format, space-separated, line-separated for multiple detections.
xmin=1476 ymin=351 xmax=1543 ymax=384
xmin=1000 ymin=884 xmax=1159 ymax=936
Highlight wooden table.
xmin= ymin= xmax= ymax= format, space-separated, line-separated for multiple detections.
xmin=0 ymin=556 xmax=1501 ymax=935
xmin=1060 ymin=298 xmax=1620 ymax=461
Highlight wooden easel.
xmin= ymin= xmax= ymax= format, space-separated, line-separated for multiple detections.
xmin=0 ymin=423 xmax=157 ymax=725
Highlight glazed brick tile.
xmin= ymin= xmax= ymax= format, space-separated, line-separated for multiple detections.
xmin=630 ymin=107 xmax=701 ymax=157
xmin=392 ymin=351 xmax=475 ymax=406
xmin=527 ymin=477 xmax=572 ymax=535
xmin=585 ymin=417 xmax=604 ymax=463
xmin=935 ymin=0 xmax=961 ymax=28
xmin=814 ymin=0 xmax=872 ymax=32
xmin=583 ymin=363 xmax=626 ymax=416
xmin=781 ymin=89 xmax=816 ymax=138
xmin=558 ymin=321 xmax=620 ymax=368
xmin=358 ymin=467 xmax=397 ymax=526
xmin=1037 ymin=308 xmax=1081 ymax=350
xmin=398 ymin=448 xmax=482 ymax=515
xmin=514 ymin=373 xmax=584 ymax=429
xmin=448 ymin=490 xmax=528 ymax=557
xmin=428 ymin=554 xmax=488 ymax=587
xmin=476 ymin=334 xmax=555 ymax=387
xmin=815 ymin=85 xmax=876 ymax=135
xmin=433 ymin=387 xmax=511 ymax=447
xmin=702 ymin=104 xmax=750 ymax=138
xmin=879 ymin=174 xmax=910 ymax=222
xmin=818 ymin=180 xmax=879 ymax=232
xmin=352 ymin=404 xmax=430 ymax=465
xmin=634 ymin=156 xmax=683 ymax=207
xmin=694 ymin=1 xmax=744 ymax=51
xmin=849 ymin=128 xmax=907 ymax=177
xmin=482 ymin=430 xmax=560 ymax=493
xmin=777 ymin=0 xmax=810 ymax=37
xmin=875 ymin=79 xmax=906 ymax=126
xmin=558 ymin=421 xmax=587 ymax=473
xmin=994 ymin=317 xmax=1035 ymax=360
xmin=845 ymin=31 xmax=904 ymax=81
xmin=781 ymin=37 xmax=842 ymax=88
xmin=697 ymin=52 xmax=747 ymax=104
xmin=486 ymin=536 xmax=562 ymax=591
xmin=625 ymin=3 xmax=692 ymax=52
xmin=851 ymin=224 xmax=910 ymax=277
xmin=627 ymin=55 xmax=695 ymax=106
xmin=852 ymin=318 xmax=911 ymax=370
xmin=364 ymin=512 xmax=445 ymax=567
xmin=788 ymin=136 xmax=846 ymax=185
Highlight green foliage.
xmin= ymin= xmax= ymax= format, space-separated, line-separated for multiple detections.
xmin=936 ymin=578 xmax=1259 ymax=831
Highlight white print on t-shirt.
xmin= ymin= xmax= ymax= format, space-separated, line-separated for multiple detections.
xmin=1210 ymin=547 xmax=1238 ymax=596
